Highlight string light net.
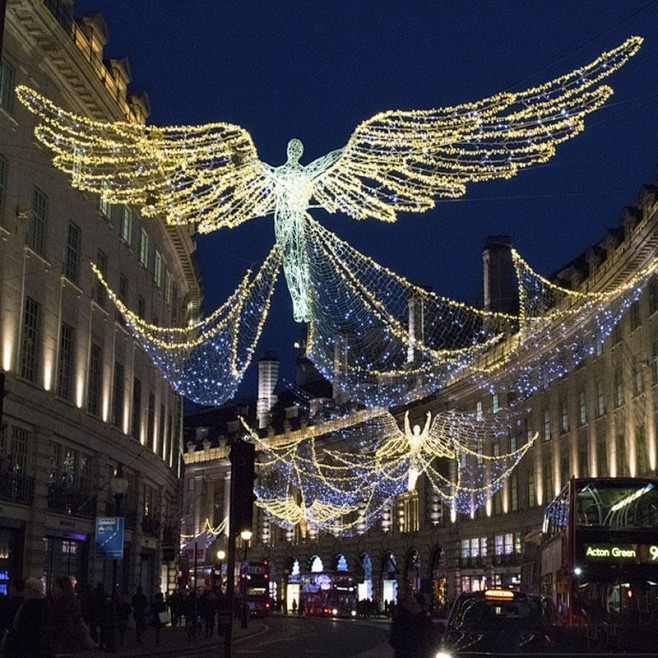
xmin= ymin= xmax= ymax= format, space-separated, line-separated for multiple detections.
xmin=93 ymin=246 xmax=282 ymax=405
xmin=468 ymin=250 xmax=658 ymax=399
xmin=245 ymin=406 xmax=536 ymax=535
xmin=305 ymin=217 xmax=517 ymax=407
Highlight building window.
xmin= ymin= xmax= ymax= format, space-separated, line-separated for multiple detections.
xmin=164 ymin=271 xmax=172 ymax=305
xmin=629 ymin=302 xmax=641 ymax=331
xmin=94 ymin=250 xmax=107 ymax=307
xmin=611 ymin=323 xmax=622 ymax=346
xmin=154 ymin=250 xmax=163 ymax=288
xmin=596 ymin=440 xmax=607 ymax=476
xmin=579 ymin=445 xmax=589 ymax=478
xmin=0 ymin=60 xmax=15 ymax=112
xmin=636 ymin=425 xmax=648 ymax=474
xmin=11 ymin=427 xmax=29 ymax=475
xmin=650 ymin=278 xmax=658 ymax=316
xmin=596 ymin=380 xmax=605 ymax=417
xmin=0 ymin=156 xmax=7 ymax=224
xmin=492 ymin=489 xmax=503 ymax=515
xmin=139 ymin=228 xmax=149 ymax=267
xmin=27 ymin=188 xmax=48 ymax=256
xmin=121 ymin=207 xmax=133 ymax=244
xmin=131 ymin=378 xmax=141 ymax=440
xmin=147 ymin=392 xmax=155 ymax=450
xmin=21 ymin=297 xmax=41 ymax=382
xmin=561 ymin=455 xmax=570 ymax=487
xmin=116 ymin=276 xmax=128 ymax=326
xmin=112 ymin=362 xmax=124 ymax=429
xmin=560 ymin=400 xmax=569 ymax=434
xmin=527 ymin=472 xmax=536 ymax=507
xmin=476 ymin=400 xmax=483 ymax=421
xmin=99 ymin=197 xmax=110 ymax=218
xmin=614 ymin=367 xmax=623 ymax=407
xmin=510 ymin=471 xmax=518 ymax=511
xmin=577 ymin=391 xmax=587 ymax=426
xmin=87 ymin=343 xmax=103 ymax=416
xmin=633 ymin=358 xmax=644 ymax=395
xmin=492 ymin=393 xmax=499 ymax=413
xmin=543 ymin=461 xmax=553 ymax=499
xmin=542 ymin=410 xmax=551 ymax=442
xmin=57 ymin=323 xmax=75 ymax=401
xmin=64 ymin=221 xmax=81 ymax=283
xmin=399 ymin=491 xmax=419 ymax=533
xmin=137 ymin=295 xmax=146 ymax=319
xmin=616 ymin=434 xmax=627 ymax=475
xmin=525 ymin=416 xmax=534 ymax=443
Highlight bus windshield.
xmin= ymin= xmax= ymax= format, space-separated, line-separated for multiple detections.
xmin=576 ymin=481 xmax=658 ymax=529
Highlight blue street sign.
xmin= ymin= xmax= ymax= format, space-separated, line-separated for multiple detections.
xmin=95 ymin=517 xmax=124 ymax=559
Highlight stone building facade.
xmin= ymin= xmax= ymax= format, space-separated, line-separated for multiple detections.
xmin=0 ymin=0 xmax=201 ymax=596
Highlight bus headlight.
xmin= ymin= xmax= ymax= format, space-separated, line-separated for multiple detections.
xmin=351 ymin=610 xmax=357 ymax=617
xmin=332 ymin=608 xmax=338 ymax=616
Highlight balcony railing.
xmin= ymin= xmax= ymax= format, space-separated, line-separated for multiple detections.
xmin=47 ymin=484 xmax=96 ymax=517
xmin=492 ymin=553 xmax=521 ymax=567
xmin=458 ymin=556 xmax=487 ymax=569
xmin=0 ymin=473 xmax=34 ymax=504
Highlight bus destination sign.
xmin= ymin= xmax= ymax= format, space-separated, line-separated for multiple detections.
xmin=584 ymin=543 xmax=658 ymax=563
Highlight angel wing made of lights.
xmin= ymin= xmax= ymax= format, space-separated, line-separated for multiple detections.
xmin=17 ymin=37 xmax=642 ymax=325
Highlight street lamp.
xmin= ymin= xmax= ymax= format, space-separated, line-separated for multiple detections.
xmin=216 ymin=549 xmax=226 ymax=591
xmin=110 ymin=465 xmax=128 ymax=602
xmin=240 ymin=529 xmax=252 ymax=629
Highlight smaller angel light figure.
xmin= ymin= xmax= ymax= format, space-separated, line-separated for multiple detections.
xmin=404 ymin=411 xmax=433 ymax=492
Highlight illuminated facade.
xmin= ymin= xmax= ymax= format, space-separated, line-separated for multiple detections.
xmin=183 ymin=176 xmax=658 ymax=611
xmin=0 ymin=1 xmax=200 ymax=595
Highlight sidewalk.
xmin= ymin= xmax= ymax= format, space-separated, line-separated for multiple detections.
xmin=78 ymin=618 xmax=267 ymax=658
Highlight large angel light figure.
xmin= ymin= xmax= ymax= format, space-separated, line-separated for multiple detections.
xmin=16 ymin=37 xmax=642 ymax=405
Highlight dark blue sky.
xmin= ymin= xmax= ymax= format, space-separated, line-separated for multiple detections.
xmin=75 ymin=0 xmax=658 ymax=399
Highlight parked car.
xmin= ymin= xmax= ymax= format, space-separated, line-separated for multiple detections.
xmin=436 ymin=589 xmax=558 ymax=656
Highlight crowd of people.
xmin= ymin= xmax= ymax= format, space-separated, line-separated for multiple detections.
xmin=0 ymin=577 xmax=184 ymax=657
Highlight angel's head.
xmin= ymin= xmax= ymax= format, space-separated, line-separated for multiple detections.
xmin=286 ymin=138 xmax=304 ymax=164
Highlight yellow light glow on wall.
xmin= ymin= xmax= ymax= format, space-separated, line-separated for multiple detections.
xmin=2 ymin=330 xmax=14 ymax=372
xmin=43 ymin=354 xmax=53 ymax=391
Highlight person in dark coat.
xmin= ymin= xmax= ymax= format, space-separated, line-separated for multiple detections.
xmin=131 ymin=585 xmax=148 ymax=645
xmin=42 ymin=576 xmax=88 ymax=657
xmin=389 ymin=593 xmax=436 ymax=658
xmin=151 ymin=592 xmax=167 ymax=646
xmin=4 ymin=577 xmax=49 ymax=657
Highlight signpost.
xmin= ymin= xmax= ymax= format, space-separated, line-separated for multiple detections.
xmin=95 ymin=517 xmax=124 ymax=559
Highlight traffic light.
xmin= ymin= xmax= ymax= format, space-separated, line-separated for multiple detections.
xmin=230 ymin=439 xmax=255 ymax=535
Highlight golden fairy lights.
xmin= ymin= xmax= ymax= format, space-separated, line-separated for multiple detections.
xmin=16 ymin=36 xmax=641 ymax=322
xmin=13 ymin=36 xmax=650 ymax=533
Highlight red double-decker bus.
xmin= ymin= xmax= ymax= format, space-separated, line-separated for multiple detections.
xmin=299 ymin=571 xmax=358 ymax=617
xmin=240 ymin=560 xmax=271 ymax=617
xmin=541 ymin=477 xmax=658 ymax=651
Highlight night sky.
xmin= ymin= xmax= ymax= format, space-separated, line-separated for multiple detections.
xmin=74 ymin=0 xmax=658 ymax=399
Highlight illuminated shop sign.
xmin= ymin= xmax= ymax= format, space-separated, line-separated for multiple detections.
xmin=583 ymin=544 xmax=658 ymax=563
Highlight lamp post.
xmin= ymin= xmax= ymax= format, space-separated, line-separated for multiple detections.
xmin=216 ymin=549 xmax=226 ymax=591
xmin=240 ymin=529 xmax=252 ymax=629
xmin=110 ymin=465 xmax=128 ymax=603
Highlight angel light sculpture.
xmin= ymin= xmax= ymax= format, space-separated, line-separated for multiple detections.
xmin=15 ymin=37 xmax=642 ymax=405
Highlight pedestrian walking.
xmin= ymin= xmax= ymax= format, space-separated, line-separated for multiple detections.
xmin=151 ymin=592 xmax=167 ymax=646
xmin=389 ymin=593 xmax=436 ymax=658
xmin=131 ymin=585 xmax=148 ymax=645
